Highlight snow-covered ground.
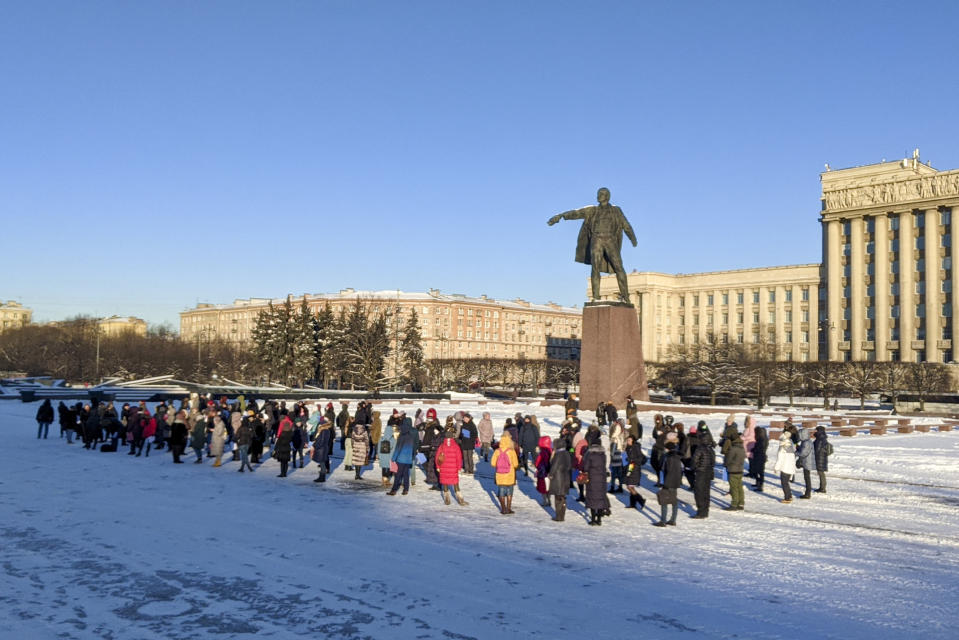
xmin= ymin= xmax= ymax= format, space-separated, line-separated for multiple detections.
xmin=1 ymin=399 xmax=957 ymax=639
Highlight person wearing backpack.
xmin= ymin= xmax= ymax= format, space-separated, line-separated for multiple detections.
xmin=813 ymin=425 xmax=832 ymax=494
xmin=378 ymin=422 xmax=396 ymax=486
xmin=490 ymin=432 xmax=519 ymax=514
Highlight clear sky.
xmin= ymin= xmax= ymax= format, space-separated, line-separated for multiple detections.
xmin=4 ymin=1 xmax=959 ymax=328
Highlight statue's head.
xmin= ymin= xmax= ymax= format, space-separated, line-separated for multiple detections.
xmin=596 ymin=187 xmax=610 ymax=204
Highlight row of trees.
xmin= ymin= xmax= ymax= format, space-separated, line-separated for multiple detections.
xmin=249 ymin=297 xmax=425 ymax=392
xmin=653 ymin=338 xmax=953 ymax=411
xmin=0 ymin=317 xmax=255 ymax=382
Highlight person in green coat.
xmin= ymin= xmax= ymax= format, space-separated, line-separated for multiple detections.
xmin=723 ymin=431 xmax=746 ymax=511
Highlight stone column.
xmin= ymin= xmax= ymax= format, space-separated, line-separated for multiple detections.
xmin=808 ymin=283 xmax=819 ymax=361
xmin=874 ymin=213 xmax=890 ymax=361
xmin=825 ymin=219 xmax=842 ymax=360
xmin=953 ymin=208 xmax=959 ymax=358
xmin=900 ymin=211 xmax=916 ymax=361
xmin=925 ymin=208 xmax=941 ymax=362
xmin=850 ymin=216 xmax=865 ymax=360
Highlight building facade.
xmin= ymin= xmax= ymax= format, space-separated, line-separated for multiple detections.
xmin=0 ymin=301 xmax=32 ymax=333
xmin=821 ymin=152 xmax=959 ymax=363
xmin=98 ymin=316 xmax=148 ymax=337
xmin=180 ymin=289 xmax=582 ymax=361
xmin=597 ymin=266 xmax=821 ymax=362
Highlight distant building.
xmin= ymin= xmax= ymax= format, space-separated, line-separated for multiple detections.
xmin=180 ymin=289 xmax=582 ymax=361
xmin=0 ymin=301 xmax=32 ymax=333
xmin=98 ymin=316 xmax=148 ymax=337
xmin=597 ymin=266 xmax=821 ymax=362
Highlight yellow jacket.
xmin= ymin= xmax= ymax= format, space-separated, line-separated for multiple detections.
xmin=490 ymin=433 xmax=520 ymax=486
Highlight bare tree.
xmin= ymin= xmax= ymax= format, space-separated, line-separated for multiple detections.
xmin=807 ymin=361 xmax=842 ymax=409
xmin=876 ymin=361 xmax=909 ymax=408
xmin=773 ymin=357 xmax=805 ymax=407
xmin=841 ymin=361 xmax=881 ymax=409
xmin=906 ymin=362 xmax=952 ymax=412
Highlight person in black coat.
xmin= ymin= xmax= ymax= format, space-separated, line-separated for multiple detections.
xmin=751 ymin=425 xmax=769 ymax=491
xmin=603 ymin=401 xmax=618 ymax=425
xmin=458 ymin=413 xmax=477 ymax=475
xmin=311 ymin=420 xmax=334 ymax=482
xmin=36 ymin=399 xmax=54 ymax=439
xmin=547 ymin=439 xmax=572 ymax=521
xmin=650 ymin=414 xmax=667 ymax=487
xmin=813 ymin=425 xmax=831 ymax=493
xmin=654 ymin=441 xmax=684 ymax=526
xmin=582 ymin=434 xmax=610 ymax=525
xmin=169 ymin=411 xmax=188 ymax=463
xmin=691 ymin=426 xmax=716 ymax=518
xmin=274 ymin=426 xmax=294 ymax=477
xmin=623 ymin=434 xmax=647 ymax=509
xmin=250 ymin=414 xmax=266 ymax=464
xmin=518 ymin=416 xmax=539 ymax=476
xmin=57 ymin=402 xmax=74 ymax=442
xmin=83 ymin=409 xmax=100 ymax=450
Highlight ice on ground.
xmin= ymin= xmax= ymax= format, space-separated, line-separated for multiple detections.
xmin=1 ymin=399 xmax=957 ymax=639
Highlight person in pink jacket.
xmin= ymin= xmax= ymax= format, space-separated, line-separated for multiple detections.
xmin=435 ymin=428 xmax=467 ymax=506
xmin=742 ymin=415 xmax=757 ymax=479
xmin=535 ymin=435 xmax=552 ymax=506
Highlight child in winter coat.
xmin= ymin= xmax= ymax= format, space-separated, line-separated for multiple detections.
xmin=490 ymin=433 xmax=519 ymax=515
xmin=535 ymin=435 xmax=552 ymax=506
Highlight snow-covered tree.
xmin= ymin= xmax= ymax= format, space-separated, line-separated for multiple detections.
xmin=401 ymin=309 xmax=426 ymax=391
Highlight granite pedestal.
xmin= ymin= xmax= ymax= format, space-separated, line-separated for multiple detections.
xmin=579 ymin=302 xmax=649 ymax=410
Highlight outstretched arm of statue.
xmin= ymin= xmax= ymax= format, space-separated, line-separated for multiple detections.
xmin=624 ymin=219 xmax=638 ymax=247
xmin=547 ymin=208 xmax=587 ymax=226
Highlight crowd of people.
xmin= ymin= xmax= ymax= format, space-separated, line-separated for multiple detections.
xmin=34 ymin=394 xmax=833 ymax=526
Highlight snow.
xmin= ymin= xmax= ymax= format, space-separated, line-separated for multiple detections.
xmin=1 ymin=400 xmax=958 ymax=639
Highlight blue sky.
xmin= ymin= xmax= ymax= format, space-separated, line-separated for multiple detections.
xmin=3 ymin=1 xmax=959 ymax=327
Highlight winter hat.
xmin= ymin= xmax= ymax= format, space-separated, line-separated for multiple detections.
xmin=426 ymin=408 xmax=437 ymax=420
xmin=664 ymin=415 xmax=674 ymax=426
xmin=665 ymin=432 xmax=679 ymax=444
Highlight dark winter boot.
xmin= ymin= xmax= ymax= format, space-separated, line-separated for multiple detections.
xmin=637 ymin=494 xmax=646 ymax=508
xmin=588 ymin=509 xmax=599 ymax=526
xmin=505 ymin=495 xmax=514 ymax=514
xmin=145 ymin=443 xmax=151 ymax=457
xmin=553 ymin=496 xmax=566 ymax=522
xmin=498 ymin=496 xmax=507 ymax=514
xmin=576 ymin=485 xmax=585 ymax=502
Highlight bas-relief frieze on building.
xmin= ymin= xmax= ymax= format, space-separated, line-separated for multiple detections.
xmin=823 ymin=169 xmax=959 ymax=212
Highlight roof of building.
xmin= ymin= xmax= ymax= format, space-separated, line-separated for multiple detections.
xmin=187 ymin=290 xmax=580 ymax=315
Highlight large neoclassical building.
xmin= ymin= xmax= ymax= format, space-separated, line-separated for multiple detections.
xmin=598 ymin=151 xmax=959 ymax=364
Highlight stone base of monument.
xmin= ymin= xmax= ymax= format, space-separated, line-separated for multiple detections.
xmin=579 ymin=303 xmax=649 ymax=410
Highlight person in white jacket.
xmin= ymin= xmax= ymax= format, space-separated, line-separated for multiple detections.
xmin=773 ymin=429 xmax=797 ymax=503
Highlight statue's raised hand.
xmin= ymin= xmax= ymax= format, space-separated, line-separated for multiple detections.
xmin=547 ymin=214 xmax=562 ymax=226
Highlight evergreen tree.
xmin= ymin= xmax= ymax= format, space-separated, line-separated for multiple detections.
xmin=401 ymin=308 xmax=426 ymax=391
xmin=251 ymin=302 xmax=281 ymax=382
xmin=313 ymin=302 xmax=335 ymax=386
xmin=291 ymin=297 xmax=317 ymax=387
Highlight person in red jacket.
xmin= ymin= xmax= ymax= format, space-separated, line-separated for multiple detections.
xmin=435 ymin=429 xmax=468 ymax=506
xmin=535 ymin=435 xmax=552 ymax=506
xmin=137 ymin=412 xmax=157 ymax=457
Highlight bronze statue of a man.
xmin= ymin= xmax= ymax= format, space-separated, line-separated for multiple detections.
xmin=548 ymin=187 xmax=637 ymax=303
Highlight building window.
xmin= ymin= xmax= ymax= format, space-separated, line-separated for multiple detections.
xmin=802 ymin=310 xmax=809 ymax=322
xmin=891 ymin=305 xmax=900 ymax=318
xmin=737 ymin=333 xmax=744 ymax=344
xmin=722 ymin=313 xmax=728 ymax=325
xmin=752 ymin=312 xmax=759 ymax=323
xmin=889 ymin=214 xmax=900 ymax=231
xmin=916 ymin=281 xmax=926 ymax=295
xmin=943 ymin=304 xmax=952 ymax=317
xmin=768 ymin=311 xmax=775 ymax=323
xmin=768 ymin=291 xmax=776 ymax=303
xmin=944 ymin=350 xmax=954 ymax=363
xmin=737 ymin=312 xmax=744 ymax=323
xmin=707 ymin=294 xmax=714 ymax=306
xmin=785 ymin=310 xmax=792 ymax=322
xmin=943 ymin=233 xmax=952 ymax=248
xmin=786 ymin=331 xmax=793 ymax=343
xmin=722 ymin=293 xmax=729 ymax=305
xmin=916 ymin=350 xmax=926 ymax=363
xmin=801 ymin=331 xmax=809 ymax=343
xmin=737 ymin=292 xmax=744 ymax=304
xmin=916 ymin=211 xmax=925 ymax=229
